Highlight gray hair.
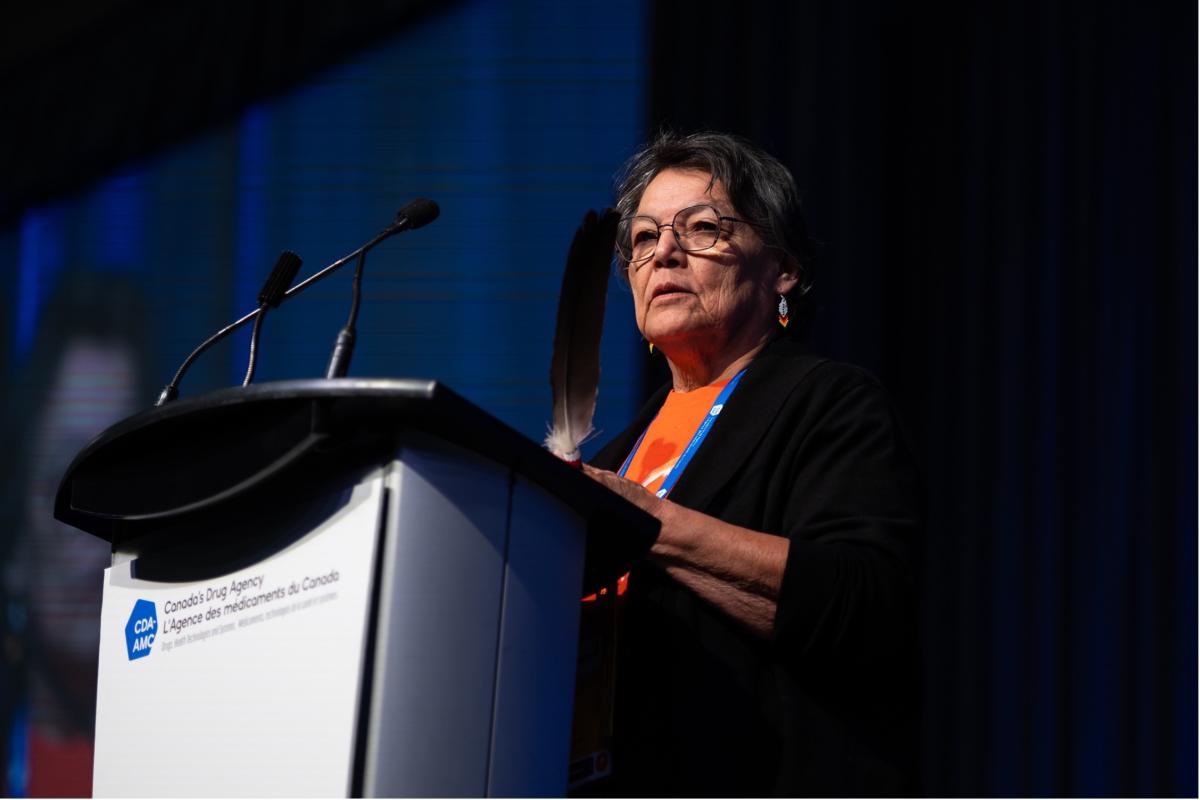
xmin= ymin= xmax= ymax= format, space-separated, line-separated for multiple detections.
xmin=613 ymin=130 xmax=814 ymax=302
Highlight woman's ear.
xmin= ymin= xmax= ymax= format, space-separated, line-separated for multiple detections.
xmin=774 ymin=256 xmax=801 ymax=295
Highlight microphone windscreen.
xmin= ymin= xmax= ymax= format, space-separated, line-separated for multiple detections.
xmin=397 ymin=198 xmax=440 ymax=230
xmin=258 ymin=250 xmax=303 ymax=307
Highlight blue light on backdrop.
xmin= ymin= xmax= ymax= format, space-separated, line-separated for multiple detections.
xmin=6 ymin=0 xmax=647 ymax=450
xmin=15 ymin=208 xmax=67 ymax=361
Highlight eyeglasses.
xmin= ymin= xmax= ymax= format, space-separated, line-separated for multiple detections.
xmin=616 ymin=204 xmax=765 ymax=266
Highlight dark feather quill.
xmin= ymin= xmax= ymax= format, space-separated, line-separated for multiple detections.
xmin=545 ymin=208 xmax=619 ymax=463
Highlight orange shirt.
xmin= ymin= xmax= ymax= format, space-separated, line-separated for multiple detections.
xmin=581 ymin=379 xmax=729 ymax=604
xmin=581 ymin=378 xmax=732 ymax=603
xmin=621 ymin=379 xmax=731 ymax=496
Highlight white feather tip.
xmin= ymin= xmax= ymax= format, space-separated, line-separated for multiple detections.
xmin=543 ymin=424 xmax=593 ymax=464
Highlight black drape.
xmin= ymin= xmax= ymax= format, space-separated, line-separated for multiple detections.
xmin=643 ymin=0 xmax=1195 ymax=795
xmin=0 ymin=0 xmax=447 ymax=224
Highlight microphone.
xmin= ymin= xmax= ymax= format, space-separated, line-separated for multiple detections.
xmin=242 ymin=251 xmax=303 ymax=387
xmin=155 ymin=200 xmax=440 ymax=406
xmin=155 ymin=251 xmax=303 ymax=407
xmin=397 ymin=198 xmax=439 ymax=230
xmin=325 ymin=198 xmax=441 ymax=378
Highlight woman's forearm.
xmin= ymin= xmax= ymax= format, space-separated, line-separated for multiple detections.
xmin=650 ymin=499 xmax=789 ymax=638
xmin=581 ymin=464 xmax=789 ymax=638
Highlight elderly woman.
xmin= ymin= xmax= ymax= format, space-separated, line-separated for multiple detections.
xmin=581 ymin=132 xmax=921 ymax=795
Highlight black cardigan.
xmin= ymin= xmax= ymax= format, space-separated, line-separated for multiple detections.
xmin=588 ymin=337 xmax=922 ymax=797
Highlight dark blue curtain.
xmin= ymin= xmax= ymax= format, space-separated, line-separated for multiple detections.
xmin=644 ymin=0 xmax=1195 ymax=794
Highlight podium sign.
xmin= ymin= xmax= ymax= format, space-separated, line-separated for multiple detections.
xmin=94 ymin=476 xmax=383 ymax=797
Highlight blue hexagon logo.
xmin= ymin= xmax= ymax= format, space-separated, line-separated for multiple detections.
xmin=125 ymin=599 xmax=157 ymax=661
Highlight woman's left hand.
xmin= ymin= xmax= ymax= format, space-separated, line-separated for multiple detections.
xmin=580 ymin=464 xmax=665 ymax=517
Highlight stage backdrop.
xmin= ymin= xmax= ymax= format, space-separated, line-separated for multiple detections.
xmin=1 ymin=0 xmax=1195 ymax=797
xmin=640 ymin=0 xmax=1197 ymax=796
xmin=0 ymin=1 xmax=645 ymax=794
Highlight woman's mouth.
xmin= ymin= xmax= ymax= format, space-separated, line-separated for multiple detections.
xmin=651 ymin=285 xmax=689 ymax=301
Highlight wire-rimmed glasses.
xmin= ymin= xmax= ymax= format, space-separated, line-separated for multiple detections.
xmin=616 ymin=204 xmax=765 ymax=266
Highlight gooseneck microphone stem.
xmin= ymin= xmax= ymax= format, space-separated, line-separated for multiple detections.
xmin=347 ymin=251 xmax=366 ymax=328
xmin=325 ymin=250 xmax=366 ymax=379
xmin=242 ymin=309 xmax=268 ymax=386
xmin=157 ymin=308 xmax=260 ymax=406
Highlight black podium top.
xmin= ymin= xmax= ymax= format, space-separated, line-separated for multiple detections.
xmin=55 ymin=379 xmax=656 ymax=587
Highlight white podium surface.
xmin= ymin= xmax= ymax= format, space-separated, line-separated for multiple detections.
xmin=93 ymin=476 xmax=383 ymax=797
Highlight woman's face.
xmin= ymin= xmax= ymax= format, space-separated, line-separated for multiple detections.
xmin=627 ymin=168 xmax=795 ymax=358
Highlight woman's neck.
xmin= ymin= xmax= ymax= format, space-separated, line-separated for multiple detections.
xmin=664 ymin=330 xmax=774 ymax=392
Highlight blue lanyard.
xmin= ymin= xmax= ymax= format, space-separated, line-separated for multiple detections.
xmin=617 ymin=369 xmax=746 ymax=498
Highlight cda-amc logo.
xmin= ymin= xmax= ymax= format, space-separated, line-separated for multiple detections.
xmin=124 ymin=599 xmax=157 ymax=661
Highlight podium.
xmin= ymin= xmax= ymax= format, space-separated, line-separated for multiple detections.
xmin=55 ymin=379 xmax=655 ymax=797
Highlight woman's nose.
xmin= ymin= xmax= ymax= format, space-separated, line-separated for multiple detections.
xmin=651 ymin=225 xmax=684 ymax=266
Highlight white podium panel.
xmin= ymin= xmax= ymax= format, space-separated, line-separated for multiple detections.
xmin=93 ymin=476 xmax=384 ymax=797
xmin=486 ymin=474 xmax=586 ymax=796
xmin=362 ymin=437 xmax=586 ymax=797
